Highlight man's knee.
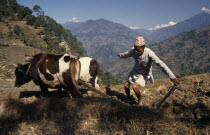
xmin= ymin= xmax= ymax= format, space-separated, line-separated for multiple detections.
xmin=132 ymin=83 xmax=140 ymax=90
xmin=124 ymin=81 xmax=130 ymax=89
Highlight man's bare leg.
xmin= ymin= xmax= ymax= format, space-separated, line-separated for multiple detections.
xmin=124 ymin=80 xmax=131 ymax=97
xmin=132 ymin=82 xmax=143 ymax=106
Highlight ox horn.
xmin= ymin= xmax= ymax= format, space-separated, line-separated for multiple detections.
xmin=10 ymin=63 xmax=18 ymax=68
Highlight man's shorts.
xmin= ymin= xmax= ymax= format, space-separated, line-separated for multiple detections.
xmin=128 ymin=70 xmax=150 ymax=87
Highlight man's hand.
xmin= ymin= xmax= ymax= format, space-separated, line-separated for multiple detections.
xmin=172 ymin=78 xmax=180 ymax=86
xmin=117 ymin=53 xmax=122 ymax=57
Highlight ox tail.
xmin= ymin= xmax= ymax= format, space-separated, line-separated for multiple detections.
xmin=70 ymin=58 xmax=82 ymax=97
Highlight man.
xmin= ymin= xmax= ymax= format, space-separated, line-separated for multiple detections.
xmin=117 ymin=36 xmax=179 ymax=106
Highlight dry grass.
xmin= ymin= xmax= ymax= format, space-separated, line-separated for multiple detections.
xmin=0 ymin=74 xmax=209 ymax=135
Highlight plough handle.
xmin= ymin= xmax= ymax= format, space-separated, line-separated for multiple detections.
xmin=156 ymin=85 xmax=177 ymax=110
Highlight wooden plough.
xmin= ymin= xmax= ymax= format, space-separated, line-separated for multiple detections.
xmin=78 ymin=79 xmax=111 ymax=98
xmin=78 ymin=79 xmax=130 ymax=106
xmin=79 ymin=79 xmax=184 ymax=110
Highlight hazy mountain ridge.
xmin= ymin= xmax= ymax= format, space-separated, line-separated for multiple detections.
xmin=148 ymin=12 xmax=210 ymax=43
xmin=63 ymin=19 xmax=140 ymax=72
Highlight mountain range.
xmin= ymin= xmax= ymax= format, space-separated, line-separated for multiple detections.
xmin=64 ymin=19 xmax=140 ymax=73
xmin=147 ymin=12 xmax=210 ymax=43
xmin=63 ymin=12 xmax=210 ymax=80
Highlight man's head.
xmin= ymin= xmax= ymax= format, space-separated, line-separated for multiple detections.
xmin=134 ymin=36 xmax=145 ymax=55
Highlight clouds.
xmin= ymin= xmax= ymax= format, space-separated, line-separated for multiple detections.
xmin=129 ymin=26 xmax=140 ymax=30
xmin=69 ymin=17 xmax=79 ymax=23
xmin=148 ymin=21 xmax=176 ymax=31
xmin=201 ymin=7 xmax=210 ymax=14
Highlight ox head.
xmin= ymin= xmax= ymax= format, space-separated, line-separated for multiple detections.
xmin=14 ymin=63 xmax=32 ymax=87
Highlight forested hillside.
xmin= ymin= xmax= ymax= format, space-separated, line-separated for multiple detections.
xmin=151 ymin=25 xmax=210 ymax=78
xmin=0 ymin=0 xmax=85 ymax=55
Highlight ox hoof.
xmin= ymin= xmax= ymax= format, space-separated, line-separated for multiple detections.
xmin=40 ymin=92 xmax=49 ymax=98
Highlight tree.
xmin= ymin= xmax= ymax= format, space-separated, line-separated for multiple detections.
xmin=13 ymin=25 xmax=21 ymax=35
xmin=17 ymin=5 xmax=32 ymax=20
xmin=33 ymin=5 xmax=44 ymax=16
xmin=33 ymin=15 xmax=45 ymax=28
xmin=0 ymin=0 xmax=8 ymax=5
xmin=26 ymin=14 xmax=36 ymax=26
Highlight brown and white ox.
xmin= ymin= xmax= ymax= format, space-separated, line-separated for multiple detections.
xmin=14 ymin=53 xmax=99 ymax=97
xmin=78 ymin=57 xmax=99 ymax=96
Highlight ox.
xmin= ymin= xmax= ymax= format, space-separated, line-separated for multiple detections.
xmin=14 ymin=53 xmax=100 ymax=97
xmin=78 ymin=57 xmax=99 ymax=96
xmin=15 ymin=53 xmax=82 ymax=98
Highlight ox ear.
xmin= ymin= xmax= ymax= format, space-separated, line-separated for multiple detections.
xmin=18 ymin=64 xmax=22 ymax=67
xmin=25 ymin=56 xmax=33 ymax=62
xmin=70 ymin=55 xmax=80 ymax=60
xmin=12 ymin=63 xmax=18 ymax=68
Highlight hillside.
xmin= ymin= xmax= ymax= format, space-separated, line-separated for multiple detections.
xmin=0 ymin=0 xmax=85 ymax=55
xmin=64 ymin=19 xmax=141 ymax=57
xmin=0 ymin=73 xmax=209 ymax=134
xmin=0 ymin=0 xmax=86 ymax=79
xmin=151 ymin=25 xmax=210 ymax=78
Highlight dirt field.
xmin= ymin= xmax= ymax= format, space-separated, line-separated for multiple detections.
xmin=0 ymin=73 xmax=209 ymax=135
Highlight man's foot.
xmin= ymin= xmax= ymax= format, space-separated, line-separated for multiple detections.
xmin=138 ymin=101 xmax=143 ymax=106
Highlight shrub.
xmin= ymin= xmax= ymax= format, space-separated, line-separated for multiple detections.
xmin=13 ymin=25 xmax=21 ymax=35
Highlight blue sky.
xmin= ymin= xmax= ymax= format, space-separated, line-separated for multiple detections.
xmin=17 ymin=0 xmax=210 ymax=30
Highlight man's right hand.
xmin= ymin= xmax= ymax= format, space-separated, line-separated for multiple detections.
xmin=117 ymin=53 xmax=122 ymax=57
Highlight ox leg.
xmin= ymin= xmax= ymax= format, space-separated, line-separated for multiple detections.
xmin=40 ymin=85 xmax=49 ymax=97
xmin=63 ymin=74 xmax=82 ymax=98
xmin=63 ymin=87 xmax=72 ymax=98
xmin=56 ymin=87 xmax=63 ymax=97
xmin=68 ymin=85 xmax=82 ymax=98
xmin=58 ymin=87 xmax=62 ymax=92
xmin=87 ymin=78 xmax=96 ymax=96
xmin=64 ymin=86 xmax=82 ymax=98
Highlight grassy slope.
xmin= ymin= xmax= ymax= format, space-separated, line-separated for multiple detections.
xmin=0 ymin=74 xmax=209 ymax=134
xmin=0 ymin=20 xmax=47 ymax=48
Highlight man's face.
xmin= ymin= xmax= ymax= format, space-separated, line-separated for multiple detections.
xmin=134 ymin=45 xmax=145 ymax=55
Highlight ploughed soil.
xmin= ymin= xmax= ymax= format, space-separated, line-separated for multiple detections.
xmin=0 ymin=73 xmax=209 ymax=135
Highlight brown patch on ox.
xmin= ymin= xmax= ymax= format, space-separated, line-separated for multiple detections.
xmin=38 ymin=54 xmax=62 ymax=81
xmin=62 ymin=58 xmax=82 ymax=98
xmin=89 ymin=59 xmax=99 ymax=87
